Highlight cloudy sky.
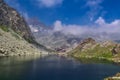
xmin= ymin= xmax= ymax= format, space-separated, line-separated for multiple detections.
xmin=4 ymin=0 xmax=120 ymax=40
xmin=4 ymin=0 xmax=120 ymax=25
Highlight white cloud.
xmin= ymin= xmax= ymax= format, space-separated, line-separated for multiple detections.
xmin=95 ymin=17 xmax=105 ymax=25
xmin=85 ymin=0 xmax=103 ymax=21
xmin=29 ymin=25 xmax=39 ymax=32
xmin=53 ymin=17 xmax=120 ymax=40
xmin=38 ymin=0 xmax=63 ymax=8
xmin=53 ymin=20 xmax=63 ymax=31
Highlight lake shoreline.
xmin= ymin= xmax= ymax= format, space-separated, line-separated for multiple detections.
xmin=1 ymin=51 xmax=120 ymax=80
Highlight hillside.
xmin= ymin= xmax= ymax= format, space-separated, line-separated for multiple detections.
xmin=69 ymin=38 xmax=120 ymax=63
xmin=0 ymin=0 xmax=50 ymax=56
xmin=0 ymin=27 xmax=43 ymax=56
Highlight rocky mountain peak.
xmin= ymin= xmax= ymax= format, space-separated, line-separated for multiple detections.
xmin=81 ymin=38 xmax=96 ymax=44
xmin=0 ymin=0 xmax=34 ymax=42
xmin=75 ymin=38 xmax=96 ymax=51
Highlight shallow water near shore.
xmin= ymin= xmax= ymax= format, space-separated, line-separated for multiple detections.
xmin=0 ymin=55 xmax=120 ymax=80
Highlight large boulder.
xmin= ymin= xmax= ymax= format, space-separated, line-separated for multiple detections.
xmin=112 ymin=44 xmax=120 ymax=55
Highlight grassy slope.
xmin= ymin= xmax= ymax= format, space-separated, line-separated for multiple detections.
xmin=69 ymin=42 xmax=116 ymax=61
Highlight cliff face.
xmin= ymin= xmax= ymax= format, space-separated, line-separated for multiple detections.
xmin=0 ymin=0 xmax=34 ymax=41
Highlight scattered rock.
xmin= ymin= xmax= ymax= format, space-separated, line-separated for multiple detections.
xmin=112 ymin=44 xmax=120 ymax=55
xmin=0 ymin=29 xmax=42 ymax=56
xmin=105 ymin=73 xmax=120 ymax=80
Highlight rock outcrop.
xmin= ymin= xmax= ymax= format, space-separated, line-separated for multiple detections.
xmin=112 ymin=44 xmax=120 ymax=55
xmin=0 ymin=0 xmax=33 ymax=41
xmin=76 ymin=38 xmax=96 ymax=51
xmin=104 ymin=73 xmax=120 ymax=80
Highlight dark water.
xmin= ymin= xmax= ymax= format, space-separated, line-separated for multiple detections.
xmin=0 ymin=55 xmax=120 ymax=80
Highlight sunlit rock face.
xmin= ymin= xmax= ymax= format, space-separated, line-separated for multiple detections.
xmin=0 ymin=0 xmax=34 ymax=41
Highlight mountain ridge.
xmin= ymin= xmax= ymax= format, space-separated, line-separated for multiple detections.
xmin=68 ymin=38 xmax=120 ymax=63
xmin=0 ymin=0 xmax=51 ymax=56
xmin=0 ymin=0 xmax=34 ymax=41
xmin=0 ymin=0 xmax=51 ymax=52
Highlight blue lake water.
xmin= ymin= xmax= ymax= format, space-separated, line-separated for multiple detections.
xmin=0 ymin=55 xmax=120 ymax=80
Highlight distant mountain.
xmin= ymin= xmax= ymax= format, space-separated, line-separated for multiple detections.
xmin=69 ymin=38 xmax=120 ymax=63
xmin=29 ymin=20 xmax=82 ymax=50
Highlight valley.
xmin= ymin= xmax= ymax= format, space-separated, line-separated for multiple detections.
xmin=0 ymin=0 xmax=120 ymax=80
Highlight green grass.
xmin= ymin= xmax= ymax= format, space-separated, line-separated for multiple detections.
xmin=69 ymin=44 xmax=114 ymax=60
xmin=0 ymin=25 xmax=9 ymax=32
xmin=73 ymin=56 xmax=113 ymax=64
xmin=0 ymin=25 xmax=22 ymax=40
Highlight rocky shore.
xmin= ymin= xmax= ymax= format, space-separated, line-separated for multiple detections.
xmin=104 ymin=73 xmax=120 ymax=80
